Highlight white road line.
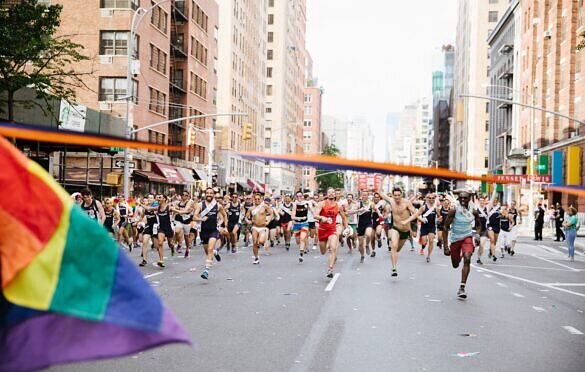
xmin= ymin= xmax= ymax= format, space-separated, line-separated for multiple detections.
xmin=144 ymin=272 xmax=163 ymax=279
xmin=562 ymin=326 xmax=584 ymax=335
xmin=325 ymin=273 xmax=340 ymax=292
xmin=532 ymin=306 xmax=546 ymax=312
xmin=531 ymin=255 xmax=579 ymax=272
xmin=490 ymin=264 xmax=576 ymax=272
xmin=496 ymin=282 xmax=508 ymax=288
xmin=483 ymin=274 xmax=493 ymax=278
xmin=511 ymin=292 xmax=525 ymax=298
xmin=470 ymin=264 xmax=585 ymax=298
xmin=543 ymin=283 xmax=585 ymax=287
xmin=538 ymin=245 xmax=561 ymax=255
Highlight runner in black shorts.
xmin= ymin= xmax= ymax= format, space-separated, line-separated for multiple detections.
xmin=227 ymin=194 xmax=243 ymax=253
xmin=154 ymin=194 xmax=174 ymax=265
xmin=417 ymin=193 xmax=438 ymax=263
xmin=356 ymin=190 xmax=374 ymax=263
xmin=194 ymin=187 xmax=227 ymax=280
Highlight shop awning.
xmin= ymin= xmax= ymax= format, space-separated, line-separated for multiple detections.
xmin=152 ymin=163 xmax=185 ymax=184
xmin=247 ymin=178 xmax=265 ymax=193
xmin=133 ymin=170 xmax=167 ymax=183
xmin=193 ymin=168 xmax=208 ymax=181
xmin=177 ymin=167 xmax=196 ymax=184
xmin=237 ymin=182 xmax=251 ymax=191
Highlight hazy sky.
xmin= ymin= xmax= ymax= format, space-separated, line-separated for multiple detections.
xmin=306 ymin=0 xmax=458 ymax=160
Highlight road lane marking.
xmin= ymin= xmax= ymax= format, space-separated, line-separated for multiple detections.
xmin=532 ymin=306 xmax=546 ymax=312
xmin=538 ymin=245 xmax=561 ymax=255
xmin=483 ymin=274 xmax=493 ymax=278
xmin=511 ymin=292 xmax=525 ymax=298
xmin=490 ymin=264 xmax=576 ymax=272
xmin=470 ymin=265 xmax=585 ymax=298
xmin=543 ymin=283 xmax=585 ymax=287
xmin=531 ymin=255 xmax=579 ymax=272
xmin=562 ymin=326 xmax=584 ymax=335
xmin=144 ymin=272 xmax=163 ymax=279
xmin=325 ymin=273 xmax=340 ymax=291
xmin=496 ymin=282 xmax=508 ymax=287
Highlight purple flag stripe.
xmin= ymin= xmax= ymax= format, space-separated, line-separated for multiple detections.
xmin=0 ymin=307 xmax=190 ymax=372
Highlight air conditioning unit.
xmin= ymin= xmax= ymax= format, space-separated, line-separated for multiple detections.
xmin=100 ymin=9 xmax=114 ymax=17
xmin=99 ymin=102 xmax=112 ymax=111
xmin=130 ymin=59 xmax=141 ymax=76
xmin=100 ymin=55 xmax=113 ymax=64
xmin=543 ymin=30 xmax=552 ymax=39
xmin=194 ymin=156 xmax=200 ymax=163
xmin=569 ymin=131 xmax=578 ymax=138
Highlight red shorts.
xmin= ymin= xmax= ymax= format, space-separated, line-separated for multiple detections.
xmin=449 ymin=236 xmax=475 ymax=262
xmin=318 ymin=226 xmax=336 ymax=242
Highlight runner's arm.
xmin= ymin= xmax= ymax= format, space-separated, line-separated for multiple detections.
xmin=473 ymin=210 xmax=482 ymax=235
xmin=404 ymin=202 xmax=420 ymax=223
xmin=291 ymin=202 xmax=297 ymax=221
xmin=192 ymin=204 xmax=203 ymax=222
xmin=442 ymin=209 xmax=456 ymax=246
xmin=96 ymin=200 xmax=106 ymax=225
xmin=219 ymin=205 xmax=228 ymax=226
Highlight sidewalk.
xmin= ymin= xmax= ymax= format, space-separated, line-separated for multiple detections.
xmin=516 ymin=221 xmax=585 ymax=253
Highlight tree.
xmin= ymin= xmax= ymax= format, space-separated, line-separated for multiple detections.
xmin=0 ymin=0 xmax=91 ymax=121
xmin=578 ymin=31 xmax=585 ymax=51
xmin=316 ymin=144 xmax=344 ymax=191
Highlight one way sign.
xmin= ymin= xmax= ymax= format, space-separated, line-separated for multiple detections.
xmin=114 ymin=160 xmax=135 ymax=168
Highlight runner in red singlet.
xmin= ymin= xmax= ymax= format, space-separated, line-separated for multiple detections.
xmin=315 ymin=187 xmax=348 ymax=278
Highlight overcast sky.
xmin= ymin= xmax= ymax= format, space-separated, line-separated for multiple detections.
xmin=306 ymin=0 xmax=458 ymax=160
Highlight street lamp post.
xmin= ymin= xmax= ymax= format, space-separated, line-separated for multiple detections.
xmin=123 ymin=0 xmax=171 ymax=199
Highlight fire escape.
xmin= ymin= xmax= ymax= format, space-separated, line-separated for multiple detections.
xmin=169 ymin=0 xmax=188 ymax=160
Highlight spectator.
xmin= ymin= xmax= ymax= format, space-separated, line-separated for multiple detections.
xmin=563 ymin=206 xmax=578 ymax=261
xmin=534 ymin=202 xmax=545 ymax=241
xmin=554 ymin=203 xmax=566 ymax=242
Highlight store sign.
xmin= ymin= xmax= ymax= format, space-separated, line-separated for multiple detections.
xmin=357 ymin=173 xmax=382 ymax=191
xmin=59 ymin=99 xmax=86 ymax=132
xmin=493 ymin=174 xmax=551 ymax=183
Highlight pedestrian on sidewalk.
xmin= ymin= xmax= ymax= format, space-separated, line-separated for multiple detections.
xmin=563 ymin=206 xmax=578 ymax=261
xmin=534 ymin=202 xmax=545 ymax=241
xmin=554 ymin=203 xmax=566 ymax=242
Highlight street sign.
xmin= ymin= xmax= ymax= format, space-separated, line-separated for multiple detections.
xmin=114 ymin=160 xmax=135 ymax=169
xmin=535 ymin=165 xmax=546 ymax=171
xmin=110 ymin=147 xmax=124 ymax=153
xmin=212 ymin=164 xmax=219 ymax=172
xmin=493 ymin=174 xmax=551 ymax=183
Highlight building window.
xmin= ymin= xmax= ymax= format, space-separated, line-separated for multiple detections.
xmin=561 ymin=16 xmax=567 ymax=41
xmin=485 ymin=102 xmax=489 ymax=113
xmin=560 ymin=63 xmax=566 ymax=90
xmin=99 ymin=77 xmax=126 ymax=101
xmin=190 ymin=72 xmax=207 ymax=98
xmin=303 ymin=130 xmax=312 ymax=139
xmin=267 ymin=31 xmax=274 ymax=43
xmin=485 ymin=120 xmax=489 ymax=131
xmin=266 ymin=67 xmax=272 ymax=78
xmin=268 ymin=0 xmax=274 ymax=7
xmin=150 ymin=44 xmax=167 ymax=74
xmin=190 ymin=37 xmax=208 ymax=65
xmin=101 ymin=0 xmax=139 ymax=8
xmin=268 ymin=14 xmax=274 ymax=25
xmin=489 ymin=0 xmax=498 ymax=3
xmin=267 ymin=49 xmax=273 ymax=60
xmin=302 ymin=168 xmax=311 ymax=176
xmin=266 ymin=85 xmax=273 ymax=96
xmin=148 ymin=87 xmax=166 ymax=115
xmin=303 ymin=120 xmax=311 ymax=127
xmin=304 ymin=94 xmax=312 ymax=103
xmin=151 ymin=3 xmax=168 ymax=34
xmin=100 ymin=31 xmax=129 ymax=55
xmin=488 ymin=11 xmax=498 ymax=23
xmin=265 ymin=137 xmax=271 ymax=148
xmin=304 ymin=106 xmax=312 ymax=115
xmin=579 ymin=0 xmax=584 ymax=28
xmin=192 ymin=2 xmax=209 ymax=32
xmin=148 ymin=130 xmax=165 ymax=155
xmin=266 ymin=107 xmax=272 ymax=113
xmin=303 ymin=143 xmax=311 ymax=152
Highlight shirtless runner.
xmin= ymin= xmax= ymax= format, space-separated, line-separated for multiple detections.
xmin=380 ymin=187 xmax=420 ymax=277
xmin=244 ymin=193 xmax=273 ymax=264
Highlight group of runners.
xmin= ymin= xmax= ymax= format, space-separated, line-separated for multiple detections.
xmin=72 ymin=183 xmax=521 ymax=299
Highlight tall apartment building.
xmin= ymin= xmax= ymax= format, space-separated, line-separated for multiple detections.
xmin=55 ymin=0 xmax=218 ymax=195
xmin=301 ymin=82 xmax=323 ymax=191
xmin=452 ymin=0 xmax=508 ymax=188
xmin=519 ymin=0 xmax=584 ymax=209
xmin=264 ymin=0 xmax=307 ymax=193
xmin=216 ymin=0 xmax=267 ymax=193
xmin=431 ymin=44 xmax=455 ymax=171
xmin=321 ymin=115 xmax=348 ymax=156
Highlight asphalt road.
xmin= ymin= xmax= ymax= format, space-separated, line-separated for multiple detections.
xmin=51 ymin=234 xmax=585 ymax=372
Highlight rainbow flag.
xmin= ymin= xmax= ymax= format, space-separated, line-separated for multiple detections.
xmin=0 ymin=137 xmax=190 ymax=371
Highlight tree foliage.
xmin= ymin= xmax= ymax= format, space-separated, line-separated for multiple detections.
xmin=0 ymin=0 xmax=91 ymax=121
xmin=578 ymin=31 xmax=585 ymax=51
xmin=316 ymin=144 xmax=344 ymax=191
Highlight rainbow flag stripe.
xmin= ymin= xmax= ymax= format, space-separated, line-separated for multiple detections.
xmin=0 ymin=137 xmax=189 ymax=371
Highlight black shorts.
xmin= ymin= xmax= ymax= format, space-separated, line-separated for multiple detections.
xmin=357 ymin=223 xmax=372 ymax=237
xmin=143 ymin=224 xmax=154 ymax=236
xmin=420 ymin=224 xmax=436 ymax=237
xmin=228 ymin=223 xmax=240 ymax=232
xmin=308 ymin=221 xmax=316 ymax=229
xmin=189 ymin=227 xmax=198 ymax=235
xmin=137 ymin=225 xmax=145 ymax=234
xmin=487 ymin=226 xmax=500 ymax=235
xmin=268 ymin=220 xmax=278 ymax=230
xmin=373 ymin=219 xmax=382 ymax=229
xmin=200 ymin=229 xmax=220 ymax=245
xmin=436 ymin=224 xmax=444 ymax=232
xmin=158 ymin=226 xmax=174 ymax=239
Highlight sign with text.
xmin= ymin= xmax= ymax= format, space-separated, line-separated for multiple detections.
xmin=493 ymin=174 xmax=551 ymax=183
xmin=114 ymin=160 xmax=135 ymax=168
xmin=357 ymin=173 xmax=382 ymax=191
xmin=59 ymin=99 xmax=86 ymax=132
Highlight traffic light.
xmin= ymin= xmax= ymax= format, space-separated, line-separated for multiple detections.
xmin=242 ymin=122 xmax=253 ymax=140
xmin=187 ymin=126 xmax=196 ymax=145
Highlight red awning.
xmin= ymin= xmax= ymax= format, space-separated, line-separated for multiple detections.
xmin=247 ymin=178 xmax=265 ymax=193
xmin=152 ymin=163 xmax=185 ymax=184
